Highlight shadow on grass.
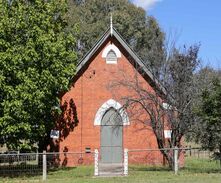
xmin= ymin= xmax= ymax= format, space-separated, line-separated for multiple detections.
xmin=129 ymin=165 xmax=171 ymax=172
xmin=48 ymin=166 xmax=77 ymax=172
xmin=181 ymin=166 xmax=221 ymax=174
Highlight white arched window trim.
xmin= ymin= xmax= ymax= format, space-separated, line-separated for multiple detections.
xmin=94 ymin=99 xmax=129 ymax=126
xmin=102 ymin=44 xmax=121 ymax=58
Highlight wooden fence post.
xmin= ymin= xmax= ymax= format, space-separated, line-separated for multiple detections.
xmin=174 ymin=147 xmax=178 ymax=174
xmin=124 ymin=149 xmax=128 ymax=176
xmin=94 ymin=149 xmax=99 ymax=176
xmin=36 ymin=150 xmax=39 ymax=164
xmin=43 ymin=150 xmax=47 ymax=181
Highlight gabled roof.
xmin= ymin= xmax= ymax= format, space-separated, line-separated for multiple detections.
xmin=76 ymin=27 xmax=167 ymax=96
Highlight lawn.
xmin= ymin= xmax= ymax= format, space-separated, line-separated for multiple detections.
xmin=0 ymin=157 xmax=220 ymax=183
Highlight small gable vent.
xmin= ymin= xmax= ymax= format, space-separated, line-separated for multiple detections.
xmin=106 ymin=50 xmax=117 ymax=64
xmin=102 ymin=44 xmax=121 ymax=64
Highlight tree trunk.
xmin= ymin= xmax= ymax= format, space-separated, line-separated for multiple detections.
xmin=37 ymin=135 xmax=51 ymax=167
xmin=159 ymin=149 xmax=174 ymax=170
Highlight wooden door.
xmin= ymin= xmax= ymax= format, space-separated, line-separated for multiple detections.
xmin=100 ymin=108 xmax=123 ymax=163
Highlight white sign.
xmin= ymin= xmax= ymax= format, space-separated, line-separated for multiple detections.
xmin=164 ymin=130 xmax=172 ymax=139
xmin=163 ymin=103 xmax=172 ymax=110
xmin=50 ymin=130 xmax=59 ymax=139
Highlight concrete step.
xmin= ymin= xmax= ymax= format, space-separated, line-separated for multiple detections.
xmin=98 ymin=163 xmax=124 ymax=177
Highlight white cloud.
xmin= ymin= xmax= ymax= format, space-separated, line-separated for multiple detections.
xmin=131 ymin=0 xmax=162 ymax=10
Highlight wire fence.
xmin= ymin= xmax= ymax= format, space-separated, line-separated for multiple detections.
xmin=184 ymin=147 xmax=212 ymax=158
xmin=126 ymin=147 xmax=184 ymax=175
xmin=0 ymin=151 xmax=95 ymax=181
xmin=0 ymin=152 xmax=42 ymax=177
xmin=127 ymin=147 xmax=220 ymax=175
xmin=0 ymin=148 xmax=220 ymax=181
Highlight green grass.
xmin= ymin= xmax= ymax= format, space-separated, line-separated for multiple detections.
xmin=0 ymin=157 xmax=220 ymax=183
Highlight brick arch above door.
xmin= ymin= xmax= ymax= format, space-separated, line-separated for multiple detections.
xmin=94 ymin=99 xmax=129 ymax=126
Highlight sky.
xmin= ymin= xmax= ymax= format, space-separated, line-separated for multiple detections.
xmin=131 ymin=0 xmax=221 ymax=69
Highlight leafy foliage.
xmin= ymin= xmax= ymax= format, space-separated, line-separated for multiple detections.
xmin=0 ymin=0 xmax=78 ymax=150
xmin=168 ymin=45 xmax=200 ymax=139
xmin=67 ymin=0 xmax=165 ymax=76
xmin=197 ymin=79 xmax=221 ymax=153
xmin=186 ymin=67 xmax=221 ymax=141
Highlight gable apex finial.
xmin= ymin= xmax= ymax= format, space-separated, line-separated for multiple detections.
xmin=110 ymin=13 xmax=113 ymax=36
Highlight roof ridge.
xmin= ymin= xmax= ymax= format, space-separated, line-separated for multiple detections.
xmin=75 ymin=26 xmax=167 ymax=96
xmin=77 ymin=27 xmax=110 ymax=68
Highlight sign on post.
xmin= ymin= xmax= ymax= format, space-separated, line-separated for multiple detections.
xmin=50 ymin=130 xmax=59 ymax=139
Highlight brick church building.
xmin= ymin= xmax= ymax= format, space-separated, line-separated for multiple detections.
xmin=54 ymin=24 xmax=170 ymax=167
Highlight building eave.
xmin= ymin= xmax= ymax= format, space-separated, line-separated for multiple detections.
xmin=75 ymin=27 xmax=167 ymax=96
xmin=76 ymin=28 xmax=111 ymax=73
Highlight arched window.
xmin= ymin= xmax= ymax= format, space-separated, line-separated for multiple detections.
xmin=102 ymin=44 xmax=121 ymax=64
xmin=106 ymin=50 xmax=117 ymax=64
xmin=101 ymin=107 xmax=122 ymax=126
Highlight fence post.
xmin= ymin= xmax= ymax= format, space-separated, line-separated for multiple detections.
xmin=124 ymin=148 xmax=128 ymax=176
xmin=17 ymin=150 xmax=20 ymax=163
xmin=36 ymin=150 xmax=39 ymax=164
xmin=174 ymin=147 xmax=178 ymax=174
xmin=43 ymin=150 xmax=47 ymax=181
xmin=94 ymin=149 xmax=99 ymax=176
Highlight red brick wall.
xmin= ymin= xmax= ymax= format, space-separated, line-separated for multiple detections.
xmin=58 ymin=36 xmax=165 ymax=166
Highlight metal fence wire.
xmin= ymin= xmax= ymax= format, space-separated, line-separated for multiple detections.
xmin=127 ymin=148 xmax=221 ymax=174
xmin=0 ymin=148 xmax=220 ymax=181
xmin=0 ymin=151 xmax=95 ymax=179
xmin=0 ymin=153 xmax=43 ymax=177
xmin=185 ymin=148 xmax=212 ymax=158
xmin=46 ymin=152 xmax=94 ymax=168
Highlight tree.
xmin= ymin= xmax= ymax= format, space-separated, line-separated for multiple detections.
xmin=0 ymin=0 xmax=78 ymax=151
xmin=195 ymin=78 xmax=221 ymax=165
xmin=166 ymin=45 xmax=200 ymax=142
xmin=186 ymin=66 xmax=221 ymax=141
xmin=109 ymin=44 xmax=200 ymax=169
xmin=67 ymin=0 xmax=165 ymax=76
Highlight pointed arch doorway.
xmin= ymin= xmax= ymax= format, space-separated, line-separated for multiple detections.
xmin=100 ymin=108 xmax=123 ymax=164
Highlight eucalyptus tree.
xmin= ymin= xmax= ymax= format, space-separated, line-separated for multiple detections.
xmin=67 ymin=0 xmax=165 ymax=76
xmin=195 ymin=78 xmax=221 ymax=166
